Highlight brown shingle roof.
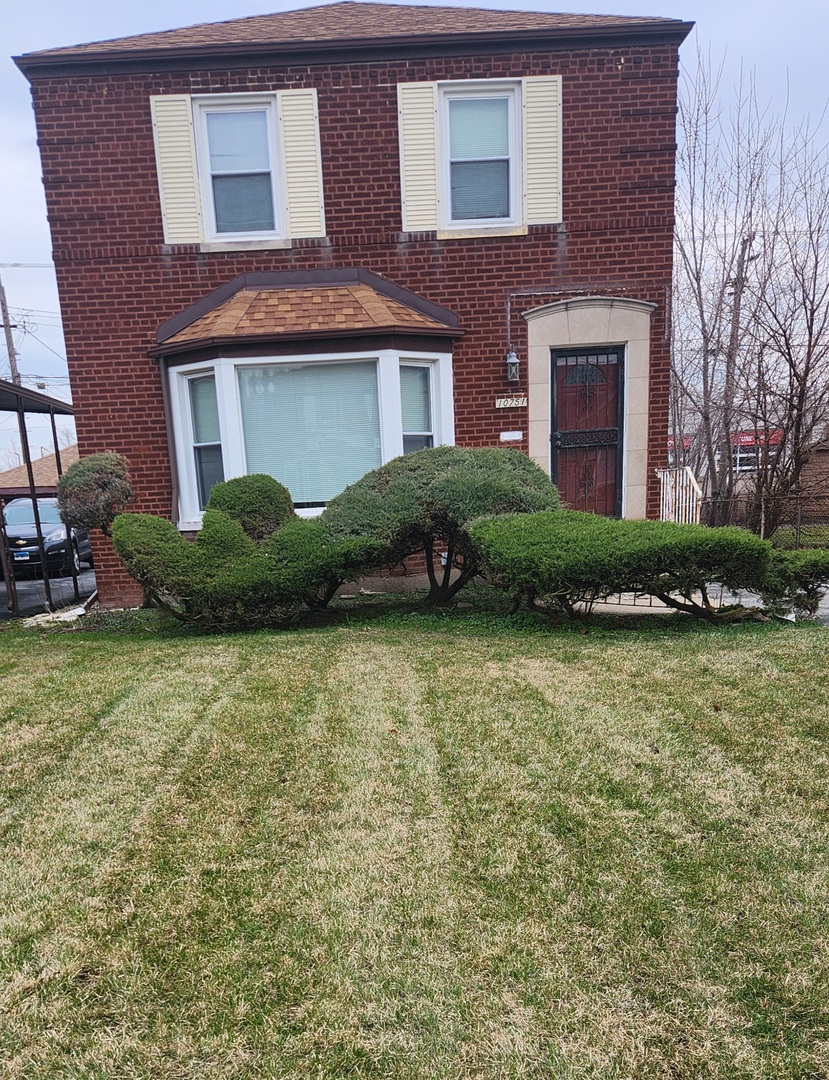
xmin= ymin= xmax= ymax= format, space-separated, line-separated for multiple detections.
xmin=154 ymin=271 xmax=461 ymax=356
xmin=0 ymin=445 xmax=79 ymax=495
xmin=17 ymin=2 xmax=691 ymax=64
xmin=162 ymin=284 xmax=454 ymax=346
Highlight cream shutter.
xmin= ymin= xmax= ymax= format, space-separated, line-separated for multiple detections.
xmin=522 ymin=76 xmax=562 ymax=225
xmin=150 ymin=95 xmax=202 ymax=245
xmin=397 ymin=82 xmax=439 ymax=231
xmin=280 ymin=89 xmax=326 ymax=238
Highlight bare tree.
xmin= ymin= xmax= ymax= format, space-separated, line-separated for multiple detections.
xmin=671 ymin=51 xmax=829 ymax=531
xmin=59 ymin=424 xmax=77 ymax=450
xmin=2 ymin=443 xmax=21 ymax=471
xmin=741 ymin=124 xmax=829 ymax=528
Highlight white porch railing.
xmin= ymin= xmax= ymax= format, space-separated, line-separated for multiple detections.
xmin=657 ymin=466 xmax=703 ymax=525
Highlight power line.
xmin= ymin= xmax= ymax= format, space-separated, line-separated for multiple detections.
xmin=17 ymin=328 xmax=68 ymax=364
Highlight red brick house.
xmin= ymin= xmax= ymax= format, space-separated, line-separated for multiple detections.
xmin=14 ymin=2 xmax=692 ymax=607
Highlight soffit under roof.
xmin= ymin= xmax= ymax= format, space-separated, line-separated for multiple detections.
xmin=0 ymin=379 xmax=74 ymax=416
xmin=16 ymin=2 xmax=693 ymax=73
xmin=152 ymin=270 xmax=462 ymax=357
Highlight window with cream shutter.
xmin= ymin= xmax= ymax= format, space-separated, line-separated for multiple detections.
xmin=150 ymin=95 xmax=202 ymax=245
xmin=522 ymin=75 xmax=562 ymax=225
xmin=396 ymin=75 xmax=562 ymax=234
xmin=397 ymin=82 xmax=439 ymax=232
xmin=150 ymin=90 xmax=326 ymax=247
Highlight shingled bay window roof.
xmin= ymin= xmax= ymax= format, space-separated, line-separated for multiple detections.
xmin=151 ymin=269 xmax=462 ymax=358
xmin=15 ymin=2 xmax=693 ymax=73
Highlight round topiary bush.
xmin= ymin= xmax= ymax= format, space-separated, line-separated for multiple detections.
xmin=321 ymin=445 xmax=559 ymax=604
xmin=56 ymin=451 xmax=133 ymax=536
xmin=206 ymin=473 xmax=294 ymax=543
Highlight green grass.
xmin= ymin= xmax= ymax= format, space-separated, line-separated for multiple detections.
xmin=1 ymin=606 xmax=828 ymax=1078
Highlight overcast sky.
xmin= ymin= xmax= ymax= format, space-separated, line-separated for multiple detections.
xmin=1 ymin=0 xmax=827 ymax=457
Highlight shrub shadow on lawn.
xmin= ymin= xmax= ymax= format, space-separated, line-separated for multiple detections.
xmin=64 ymin=583 xmax=808 ymax=643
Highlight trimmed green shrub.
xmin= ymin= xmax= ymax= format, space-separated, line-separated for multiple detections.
xmin=760 ymin=548 xmax=829 ymax=617
xmin=109 ymin=513 xmax=194 ymax=609
xmin=206 ymin=474 xmax=294 ymax=543
xmin=470 ymin=510 xmax=771 ymax=620
xmin=261 ymin=517 xmax=386 ymax=609
xmin=111 ymin=510 xmax=385 ymax=630
xmin=322 ymin=446 xmax=559 ymax=604
xmin=57 ymin=451 xmax=133 ymax=536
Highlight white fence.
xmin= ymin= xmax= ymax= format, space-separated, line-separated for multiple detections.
xmin=657 ymin=466 xmax=703 ymax=525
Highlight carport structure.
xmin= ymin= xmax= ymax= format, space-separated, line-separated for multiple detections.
xmin=0 ymin=378 xmax=80 ymax=615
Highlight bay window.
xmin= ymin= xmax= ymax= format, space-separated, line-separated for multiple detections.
xmin=171 ymin=349 xmax=453 ymax=528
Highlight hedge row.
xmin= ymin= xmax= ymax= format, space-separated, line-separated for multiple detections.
xmin=109 ymin=452 xmax=829 ymax=629
xmin=470 ymin=510 xmax=829 ymax=620
xmin=321 ymin=445 xmax=559 ymax=604
xmin=112 ymin=477 xmax=382 ymax=630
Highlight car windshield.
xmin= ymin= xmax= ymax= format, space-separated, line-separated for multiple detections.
xmin=3 ymin=500 xmax=64 ymax=527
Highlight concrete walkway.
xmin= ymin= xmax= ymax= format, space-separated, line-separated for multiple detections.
xmin=0 ymin=568 xmax=96 ymax=620
xmin=594 ymin=587 xmax=829 ymax=626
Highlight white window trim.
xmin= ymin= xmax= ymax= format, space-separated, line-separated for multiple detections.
xmin=193 ymin=94 xmax=285 ymax=245
xmin=400 ymin=361 xmax=436 ymax=450
xmin=169 ymin=349 xmax=455 ymax=530
xmin=438 ymin=81 xmax=522 ymax=233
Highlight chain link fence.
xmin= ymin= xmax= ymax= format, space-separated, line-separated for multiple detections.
xmin=699 ymin=495 xmax=829 ymax=548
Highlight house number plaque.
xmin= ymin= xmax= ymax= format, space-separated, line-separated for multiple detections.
xmin=495 ymin=396 xmax=528 ymax=408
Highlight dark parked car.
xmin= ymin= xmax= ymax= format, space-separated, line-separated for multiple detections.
xmin=2 ymin=497 xmax=94 ymax=577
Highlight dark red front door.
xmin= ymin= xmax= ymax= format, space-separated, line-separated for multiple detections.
xmin=551 ymin=348 xmax=623 ymax=516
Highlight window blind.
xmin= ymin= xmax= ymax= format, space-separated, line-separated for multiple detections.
xmin=206 ymin=110 xmax=275 ymax=233
xmin=189 ymin=375 xmax=224 ymax=508
xmin=238 ymin=362 xmax=381 ymax=504
xmin=449 ymin=97 xmax=510 ymax=220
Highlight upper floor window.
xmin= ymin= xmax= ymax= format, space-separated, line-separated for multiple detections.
xmin=398 ymin=75 xmax=562 ymax=237
xmin=197 ymin=103 xmax=281 ymax=239
xmin=443 ymin=87 xmax=519 ymax=226
xmin=150 ymin=90 xmax=325 ymax=249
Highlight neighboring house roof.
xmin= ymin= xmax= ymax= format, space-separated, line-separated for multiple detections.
xmin=15 ymin=2 xmax=694 ymax=73
xmin=152 ymin=269 xmax=462 ymax=357
xmin=0 ymin=444 xmax=79 ymax=497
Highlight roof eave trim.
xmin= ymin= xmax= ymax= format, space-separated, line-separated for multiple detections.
xmin=149 ymin=324 xmax=465 ymax=358
xmin=14 ymin=21 xmax=695 ymax=77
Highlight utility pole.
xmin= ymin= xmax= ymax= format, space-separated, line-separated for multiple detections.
xmin=0 ymin=273 xmax=21 ymax=385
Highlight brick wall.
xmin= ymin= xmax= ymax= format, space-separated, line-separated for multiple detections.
xmin=29 ymin=43 xmax=679 ymax=607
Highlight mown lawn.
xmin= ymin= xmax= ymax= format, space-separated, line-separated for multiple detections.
xmin=1 ymin=605 xmax=828 ymax=1078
